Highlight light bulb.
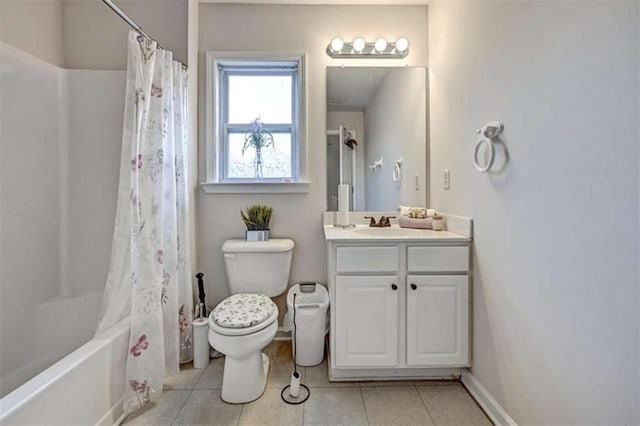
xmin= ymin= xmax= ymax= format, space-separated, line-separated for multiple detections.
xmin=352 ymin=38 xmax=365 ymax=53
xmin=374 ymin=38 xmax=388 ymax=53
xmin=330 ymin=37 xmax=344 ymax=53
xmin=395 ymin=37 xmax=409 ymax=52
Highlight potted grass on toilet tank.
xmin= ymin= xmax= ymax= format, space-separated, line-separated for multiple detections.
xmin=241 ymin=204 xmax=273 ymax=241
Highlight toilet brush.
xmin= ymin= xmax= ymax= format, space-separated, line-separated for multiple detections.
xmin=195 ymin=272 xmax=207 ymax=317
xmin=281 ymin=293 xmax=310 ymax=404
xmin=195 ymin=272 xmax=223 ymax=359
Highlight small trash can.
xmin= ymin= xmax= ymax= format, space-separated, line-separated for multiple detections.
xmin=284 ymin=283 xmax=330 ymax=367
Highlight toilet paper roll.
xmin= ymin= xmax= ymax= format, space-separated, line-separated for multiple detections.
xmin=336 ymin=184 xmax=350 ymax=226
xmin=289 ymin=371 xmax=301 ymax=398
xmin=193 ymin=319 xmax=210 ymax=369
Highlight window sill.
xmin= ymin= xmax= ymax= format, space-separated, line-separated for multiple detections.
xmin=201 ymin=181 xmax=311 ymax=194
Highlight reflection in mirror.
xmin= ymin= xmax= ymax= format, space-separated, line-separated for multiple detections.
xmin=326 ymin=67 xmax=427 ymax=211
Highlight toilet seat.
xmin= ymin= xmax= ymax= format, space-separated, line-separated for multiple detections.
xmin=212 ymin=293 xmax=276 ymax=328
xmin=210 ymin=294 xmax=278 ymax=337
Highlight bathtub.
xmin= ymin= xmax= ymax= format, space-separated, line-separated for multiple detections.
xmin=0 ymin=293 xmax=129 ymax=425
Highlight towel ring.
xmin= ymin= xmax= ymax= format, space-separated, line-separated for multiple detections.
xmin=393 ymin=158 xmax=403 ymax=182
xmin=473 ymin=137 xmax=495 ymax=173
xmin=473 ymin=121 xmax=504 ymax=173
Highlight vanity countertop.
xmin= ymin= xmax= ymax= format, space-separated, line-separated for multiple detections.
xmin=323 ymin=224 xmax=471 ymax=242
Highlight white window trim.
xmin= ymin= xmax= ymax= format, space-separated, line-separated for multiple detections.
xmin=202 ymin=51 xmax=309 ymax=194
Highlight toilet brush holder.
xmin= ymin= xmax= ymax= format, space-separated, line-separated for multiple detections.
xmin=192 ymin=319 xmax=210 ymax=369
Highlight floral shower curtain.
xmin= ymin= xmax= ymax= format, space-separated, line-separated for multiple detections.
xmin=96 ymin=31 xmax=193 ymax=414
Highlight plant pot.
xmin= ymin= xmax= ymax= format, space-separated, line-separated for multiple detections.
xmin=246 ymin=230 xmax=270 ymax=241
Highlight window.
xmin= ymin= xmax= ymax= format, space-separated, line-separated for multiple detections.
xmin=205 ymin=52 xmax=308 ymax=193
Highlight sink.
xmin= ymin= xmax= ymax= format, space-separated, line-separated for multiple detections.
xmin=351 ymin=227 xmax=430 ymax=237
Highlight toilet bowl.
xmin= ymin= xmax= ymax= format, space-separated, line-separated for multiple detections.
xmin=208 ymin=239 xmax=294 ymax=404
xmin=209 ymin=295 xmax=279 ymax=403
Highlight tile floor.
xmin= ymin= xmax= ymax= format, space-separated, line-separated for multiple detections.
xmin=124 ymin=341 xmax=492 ymax=426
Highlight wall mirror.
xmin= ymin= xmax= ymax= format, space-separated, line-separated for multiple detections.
xmin=326 ymin=66 xmax=427 ymax=212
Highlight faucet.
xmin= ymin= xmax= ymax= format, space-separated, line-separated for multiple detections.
xmin=364 ymin=216 xmax=396 ymax=227
xmin=380 ymin=216 xmax=395 ymax=227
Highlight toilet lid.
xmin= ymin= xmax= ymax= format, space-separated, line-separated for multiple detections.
xmin=212 ymin=293 xmax=276 ymax=328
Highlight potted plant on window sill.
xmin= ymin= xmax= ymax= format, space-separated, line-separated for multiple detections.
xmin=241 ymin=204 xmax=273 ymax=241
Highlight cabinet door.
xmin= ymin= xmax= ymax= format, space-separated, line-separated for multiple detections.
xmin=335 ymin=275 xmax=399 ymax=367
xmin=406 ymin=275 xmax=469 ymax=366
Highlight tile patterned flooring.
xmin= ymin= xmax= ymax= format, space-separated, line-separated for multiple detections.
xmin=124 ymin=341 xmax=492 ymax=426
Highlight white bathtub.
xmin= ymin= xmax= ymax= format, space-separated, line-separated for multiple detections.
xmin=0 ymin=294 xmax=129 ymax=425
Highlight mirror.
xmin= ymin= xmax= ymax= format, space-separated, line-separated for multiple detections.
xmin=326 ymin=67 xmax=427 ymax=211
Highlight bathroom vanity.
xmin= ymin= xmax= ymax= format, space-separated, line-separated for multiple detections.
xmin=323 ymin=212 xmax=473 ymax=381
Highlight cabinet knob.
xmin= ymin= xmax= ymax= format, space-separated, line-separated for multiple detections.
xmin=410 ymin=283 xmax=417 ymax=290
xmin=391 ymin=284 xmax=398 ymax=291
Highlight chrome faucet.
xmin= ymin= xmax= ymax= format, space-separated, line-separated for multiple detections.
xmin=364 ymin=216 xmax=396 ymax=227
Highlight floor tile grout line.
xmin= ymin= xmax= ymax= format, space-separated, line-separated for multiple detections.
xmin=301 ymin=367 xmax=306 ymax=426
xmin=414 ymin=383 xmax=437 ymax=426
xmin=358 ymin=385 xmax=371 ymax=426
xmin=170 ymin=388 xmax=194 ymax=426
xmin=236 ymin=401 xmax=245 ymax=426
xmin=301 ymin=386 xmax=305 ymax=426
xmin=185 ymin=365 xmax=207 ymax=391
xmin=192 ymin=361 xmax=209 ymax=389
xmin=194 ymin=363 xmax=207 ymax=383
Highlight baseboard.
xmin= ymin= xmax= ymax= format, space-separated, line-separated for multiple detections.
xmin=274 ymin=326 xmax=291 ymax=340
xmin=96 ymin=397 xmax=124 ymax=426
xmin=461 ymin=370 xmax=517 ymax=426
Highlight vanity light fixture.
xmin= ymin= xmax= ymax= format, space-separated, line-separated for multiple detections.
xmin=374 ymin=38 xmax=388 ymax=53
xmin=352 ymin=38 xmax=366 ymax=53
xmin=326 ymin=37 xmax=409 ymax=58
xmin=395 ymin=37 xmax=409 ymax=53
xmin=330 ymin=37 xmax=344 ymax=53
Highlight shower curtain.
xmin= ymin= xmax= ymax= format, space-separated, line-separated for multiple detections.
xmin=96 ymin=31 xmax=193 ymax=413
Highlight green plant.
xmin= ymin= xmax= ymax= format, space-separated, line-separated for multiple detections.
xmin=240 ymin=204 xmax=274 ymax=230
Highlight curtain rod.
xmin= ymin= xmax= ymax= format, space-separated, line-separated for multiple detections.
xmin=101 ymin=0 xmax=187 ymax=70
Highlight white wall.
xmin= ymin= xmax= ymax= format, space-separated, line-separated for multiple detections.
xmin=0 ymin=42 xmax=66 ymax=396
xmin=428 ymin=2 xmax=640 ymax=424
xmin=0 ymin=0 xmax=188 ymax=70
xmin=0 ymin=0 xmax=65 ymax=67
xmin=62 ymin=0 xmax=188 ymax=70
xmin=365 ymin=67 xmax=426 ymax=210
xmin=198 ymin=4 xmax=428 ymax=319
xmin=65 ymin=70 xmax=125 ymax=294
xmin=0 ymin=41 xmax=126 ymax=397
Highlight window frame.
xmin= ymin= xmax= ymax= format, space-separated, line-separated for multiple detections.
xmin=204 ymin=52 xmax=309 ymax=193
xmin=221 ymin=67 xmax=298 ymax=181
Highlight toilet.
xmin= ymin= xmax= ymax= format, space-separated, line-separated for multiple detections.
xmin=208 ymin=238 xmax=294 ymax=403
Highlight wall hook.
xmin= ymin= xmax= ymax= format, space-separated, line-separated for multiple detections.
xmin=368 ymin=157 xmax=383 ymax=172
xmin=476 ymin=122 xmax=504 ymax=139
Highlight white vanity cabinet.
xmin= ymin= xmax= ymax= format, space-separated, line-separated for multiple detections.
xmin=324 ymin=217 xmax=473 ymax=381
xmin=335 ymin=275 xmax=399 ymax=367
xmin=406 ymin=275 xmax=469 ymax=366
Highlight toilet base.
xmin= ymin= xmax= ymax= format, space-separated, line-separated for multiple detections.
xmin=221 ymin=351 xmax=270 ymax=404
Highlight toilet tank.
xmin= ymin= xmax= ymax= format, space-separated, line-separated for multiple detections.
xmin=222 ymin=239 xmax=295 ymax=297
